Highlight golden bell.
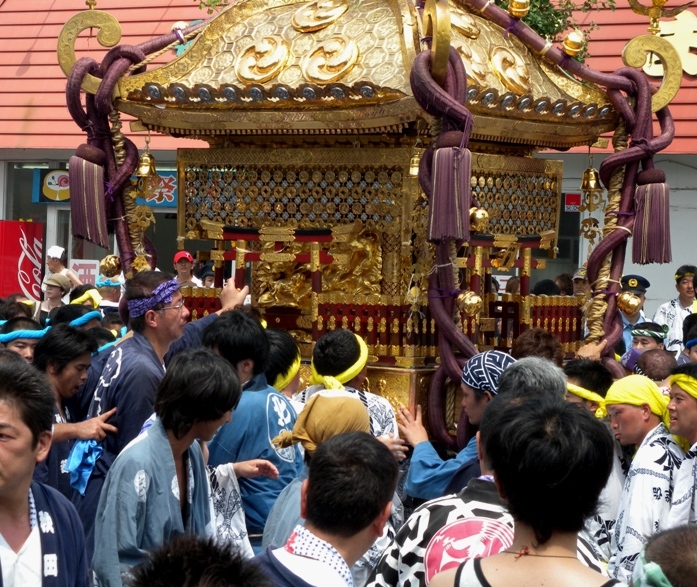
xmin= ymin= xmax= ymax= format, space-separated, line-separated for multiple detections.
xmin=409 ymin=151 xmax=422 ymax=177
xmin=562 ymin=30 xmax=585 ymax=57
xmin=581 ymin=166 xmax=602 ymax=194
xmin=617 ymin=291 xmax=642 ymax=315
xmin=469 ymin=207 xmax=490 ymax=233
xmin=508 ymin=0 xmax=530 ymax=18
xmin=406 ymin=285 xmax=421 ymax=306
xmin=136 ymin=152 xmax=158 ymax=178
xmin=456 ymin=291 xmax=483 ymax=316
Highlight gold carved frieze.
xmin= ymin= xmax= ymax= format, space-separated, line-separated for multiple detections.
xmin=236 ymin=35 xmax=290 ymax=83
xmin=119 ymin=0 xmax=411 ymax=104
xmin=292 ymin=0 xmax=350 ymax=32
xmin=301 ymin=35 xmax=359 ymax=84
xmin=490 ymin=46 xmax=531 ymax=95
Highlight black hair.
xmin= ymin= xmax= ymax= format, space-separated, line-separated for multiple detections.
xmin=644 ymin=526 xmax=697 ymax=587
xmin=202 ymin=310 xmax=268 ymax=375
xmin=511 ymin=328 xmax=564 ymax=367
xmin=50 ymin=304 xmax=97 ymax=327
xmin=101 ymin=313 xmax=125 ymax=330
xmin=683 ymin=315 xmax=697 ymax=344
xmin=554 ymin=273 xmax=574 ymax=296
xmin=305 ymin=431 xmax=397 ymax=538
xmin=479 ymin=394 xmax=523 ymax=469
xmin=676 ymin=265 xmax=697 ymax=283
xmin=33 ymin=324 xmax=97 ymax=374
xmin=154 ymin=347 xmax=241 ymax=439
xmin=0 ymin=300 xmax=33 ymax=320
xmin=0 ymin=360 xmax=54 ymax=448
xmin=685 ymin=324 xmax=697 ymax=347
xmin=88 ymin=327 xmax=116 ymax=348
xmin=128 ymin=534 xmax=273 ymax=587
xmin=671 ymin=361 xmax=697 ymax=380
xmin=487 ymin=399 xmax=613 ymax=545
xmin=0 ymin=348 xmax=28 ymax=366
xmin=312 ymin=329 xmax=360 ymax=376
xmin=532 ymin=279 xmax=561 ymax=296
xmin=69 ymin=284 xmax=98 ymax=303
xmin=563 ymin=358 xmax=614 ymax=397
xmin=0 ymin=317 xmax=41 ymax=335
xmin=125 ymin=271 xmax=173 ymax=333
xmin=265 ymin=329 xmax=301 ymax=389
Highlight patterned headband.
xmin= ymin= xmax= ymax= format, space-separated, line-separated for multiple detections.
xmin=461 ymin=350 xmax=516 ymax=394
xmin=126 ymin=278 xmax=180 ymax=318
xmin=631 ymin=325 xmax=668 ymax=340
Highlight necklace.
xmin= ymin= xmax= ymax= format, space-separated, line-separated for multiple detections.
xmin=502 ymin=546 xmax=578 ymax=560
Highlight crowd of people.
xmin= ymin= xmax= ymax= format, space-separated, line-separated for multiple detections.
xmin=1 ymin=253 xmax=697 ymax=586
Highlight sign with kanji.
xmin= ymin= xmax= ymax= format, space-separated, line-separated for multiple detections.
xmin=69 ymin=259 xmax=100 ymax=286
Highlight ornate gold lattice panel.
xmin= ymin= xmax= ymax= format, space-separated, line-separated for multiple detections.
xmin=470 ymin=154 xmax=563 ymax=237
xmin=177 ymin=148 xmax=411 ymax=236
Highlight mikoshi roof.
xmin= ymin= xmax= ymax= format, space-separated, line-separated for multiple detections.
xmin=114 ymin=0 xmax=617 ymax=149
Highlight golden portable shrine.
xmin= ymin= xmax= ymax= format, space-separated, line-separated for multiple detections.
xmin=58 ymin=0 xmax=682 ymax=449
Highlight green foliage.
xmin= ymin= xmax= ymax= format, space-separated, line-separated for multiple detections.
xmin=195 ymin=0 xmax=230 ymax=14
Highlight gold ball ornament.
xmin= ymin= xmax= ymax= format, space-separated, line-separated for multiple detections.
xmin=469 ymin=207 xmax=490 ymax=233
xmin=456 ymin=291 xmax=483 ymax=316
xmin=562 ymin=30 xmax=585 ymax=57
xmin=406 ymin=285 xmax=422 ymax=306
xmin=99 ymin=255 xmax=122 ymax=278
xmin=617 ymin=291 xmax=642 ymax=315
xmin=508 ymin=0 xmax=530 ymax=18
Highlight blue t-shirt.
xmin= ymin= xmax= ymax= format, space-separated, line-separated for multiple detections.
xmin=208 ymin=373 xmax=302 ymax=536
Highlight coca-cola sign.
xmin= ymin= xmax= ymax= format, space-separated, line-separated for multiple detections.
xmin=0 ymin=221 xmax=44 ymax=301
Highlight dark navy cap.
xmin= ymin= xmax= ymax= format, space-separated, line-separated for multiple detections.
xmin=621 ymin=274 xmax=650 ymax=295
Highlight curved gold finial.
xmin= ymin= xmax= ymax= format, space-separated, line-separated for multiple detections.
xmin=57 ymin=10 xmax=122 ymax=95
xmin=627 ymin=0 xmax=692 ymax=34
xmin=423 ymin=0 xmax=451 ymax=87
xmin=622 ymin=34 xmax=682 ymax=112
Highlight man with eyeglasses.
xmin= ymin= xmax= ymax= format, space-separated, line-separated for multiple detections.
xmin=71 ymin=271 xmax=247 ymax=558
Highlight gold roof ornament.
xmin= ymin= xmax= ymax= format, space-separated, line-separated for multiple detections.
xmin=61 ymin=0 xmax=620 ymax=149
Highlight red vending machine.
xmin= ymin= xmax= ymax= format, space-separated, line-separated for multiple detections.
xmin=0 ymin=220 xmax=44 ymax=302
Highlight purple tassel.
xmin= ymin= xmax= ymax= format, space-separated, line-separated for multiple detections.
xmin=428 ymin=146 xmax=472 ymax=242
xmin=633 ymin=168 xmax=671 ymax=264
xmin=69 ymin=144 xmax=110 ymax=249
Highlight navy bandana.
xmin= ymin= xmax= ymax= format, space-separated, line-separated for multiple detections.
xmin=461 ymin=351 xmax=516 ymax=394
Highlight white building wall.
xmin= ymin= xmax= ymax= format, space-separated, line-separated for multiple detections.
xmin=543 ymin=152 xmax=697 ymax=318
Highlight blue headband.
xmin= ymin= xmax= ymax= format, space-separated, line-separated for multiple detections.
xmin=686 ymin=338 xmax=697 ymax=350
xmin=0 ymin=327 xmax=50 ymax=344
xmin=69 ymin=311 xmax=102 ymax=328
xmin=126 ymin=278 xmax=180 ymax=318
xmin=461 ymin=351 xmax=516 ymax=394
xmin=96 ymin=276 xmax=122 ymax=288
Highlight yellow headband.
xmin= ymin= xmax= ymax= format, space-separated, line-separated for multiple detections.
xmin=567 ymin=382 xmax=607 ymax=419
xmin=273 ymin=354 xmax=301 ymax=393
xmin=670 ymin=374 xmax=697 ymax=401
xmin=70 ymin=289 xmax=102 ymax=309
xmin=605 ymin=374 xmax=670 ymax=428
xmin=309 ymin=333 xmax=368 ymax=390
